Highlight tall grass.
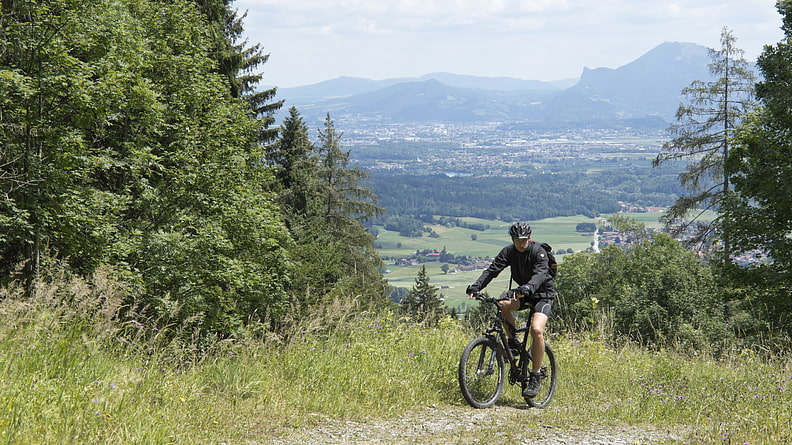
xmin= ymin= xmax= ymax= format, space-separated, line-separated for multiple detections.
xmin=556 ymin=335 xmax=792 ymax=443
xmin=1 ymin=271 xmax=790 ymax=443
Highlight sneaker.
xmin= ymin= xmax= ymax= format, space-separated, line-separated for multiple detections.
xmin=523 ymin=370 xmax=542 ymax=398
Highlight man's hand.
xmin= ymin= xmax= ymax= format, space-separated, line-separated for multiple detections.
xmin=516 ymin=284 xmax=533 ymax=297
xmin=466 ymin=284 xmax=480 ymax=298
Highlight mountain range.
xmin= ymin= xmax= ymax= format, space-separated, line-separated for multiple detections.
xmin=272 ymin=42 xmax=724 ymax=127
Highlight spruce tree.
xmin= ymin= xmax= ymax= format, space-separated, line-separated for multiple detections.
xmin=316 ymin=113 xmax=383 ymax=230
xmin=402 ymin=265 xmax=445 ymax=325
xmin=313 ymin=114 xmax=385 ymax=302
xmin=194 ymin=0 xmax=283 ymax=142
xmin=269 ymin=107 xmax=318 ymax=215
xmin=271 ymin=112 xmax=387 ymax=306
xmin=653 ymin=27 xmax=756 ymax=249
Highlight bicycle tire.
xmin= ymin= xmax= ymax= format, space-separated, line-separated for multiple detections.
xmin=458 ymin=336 xmax=505 ymax=409
xmin=522 ymin=343 xmax=557 ymax=408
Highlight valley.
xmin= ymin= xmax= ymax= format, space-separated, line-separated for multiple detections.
xmin=375 ymin=211 xmax=668 ymax=312
xmin=346 ymin=123 xmax=688 ymax=307
xmin=275 ymin=41 xmax=731 ymax=309
xmin=347 ymin=123 xmax=668 ymax=174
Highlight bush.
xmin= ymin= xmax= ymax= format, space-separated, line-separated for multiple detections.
xmin=555 ymin=234 xmax=729 ymax=351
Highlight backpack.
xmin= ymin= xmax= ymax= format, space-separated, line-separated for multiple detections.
xmin=538 ymin=242 xmax=558 ymax=278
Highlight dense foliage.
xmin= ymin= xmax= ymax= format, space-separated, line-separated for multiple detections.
xmin=555 ymin=233 xmax=730 ymax=350
xmin=0 ymin=0 xmax=290 ymax=335
xmin=366 ymin=167 xmax=684 ymax=222
xmin=0 ymin=0 xmax=386 ymax=337
xmin=721 ymin=0 xmax=792 ymax=336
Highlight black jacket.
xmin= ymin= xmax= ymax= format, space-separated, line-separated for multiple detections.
xmin=473 ymin=241 xmax=556 ymax=298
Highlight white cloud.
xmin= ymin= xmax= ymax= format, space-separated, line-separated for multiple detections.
xmin=236 ymin=0 xmax=784 ymax=87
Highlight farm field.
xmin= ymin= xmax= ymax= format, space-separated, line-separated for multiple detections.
xmin=376 ymin=212 xmax=666 ymax=312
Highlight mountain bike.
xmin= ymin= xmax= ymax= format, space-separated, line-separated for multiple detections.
xmin=458 ymin=292 xmax=557 ymax=409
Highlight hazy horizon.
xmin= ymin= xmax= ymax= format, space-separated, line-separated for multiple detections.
xmin=236 ymin=0 xmax=783 ymax=89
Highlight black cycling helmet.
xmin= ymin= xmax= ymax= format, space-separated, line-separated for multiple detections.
xmin=509 ymin=222 xmax=532 ymax=239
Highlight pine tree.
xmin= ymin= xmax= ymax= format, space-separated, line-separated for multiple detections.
xmin=653 ymin=27 xmax=756 ymax=248
xmin=402 ymin=266 xmax=445 ymax=325
xmin=268 ymin=107 xmax=318 ymax=215
xmin=195 ymin=0 xmax=283 ymax=143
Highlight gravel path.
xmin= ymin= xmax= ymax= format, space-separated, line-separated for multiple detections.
xmin=271 ymin=405 xmax=686 ymax=444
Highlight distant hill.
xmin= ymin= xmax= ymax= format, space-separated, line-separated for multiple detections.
xmin=276 ymin=73 xmax=576 ymax=100
xmin=276 ymin=76 xmax=413 ymax=100
xmin=542 ymin=42 xmax=712 ymax=121
xmin=320 ymin=79 xmax=562 ymax=122
xmin=272 ymin=42 xmax=736 ymax=127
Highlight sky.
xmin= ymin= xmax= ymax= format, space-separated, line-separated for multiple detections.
xmin=234 ymin=0 xmax=786 ymax=88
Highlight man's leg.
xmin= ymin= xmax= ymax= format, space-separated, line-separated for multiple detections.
xmin=499 ymin=298 xmax=521 ymax=337
xmin=530 ymin=312 xmax=548 ymax=371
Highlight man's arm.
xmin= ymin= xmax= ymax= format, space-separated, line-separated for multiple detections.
xmin=468 ymin=245 xmax=511 ymax=293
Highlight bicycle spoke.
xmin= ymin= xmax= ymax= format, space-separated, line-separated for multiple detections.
xmin=459 ymin=337 xmax=504 ymax=408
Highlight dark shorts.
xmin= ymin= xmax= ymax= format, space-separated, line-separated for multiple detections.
xmin=518 ymin=294 xmax=554 ymax=317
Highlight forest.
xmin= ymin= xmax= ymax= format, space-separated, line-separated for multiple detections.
xmin=0 ymin=0 xmax=386 ymax=339
xmin=1 ymin=0 xmax=791 ymax=353
xmin=366 ymin=167 xmax=684 ymax=225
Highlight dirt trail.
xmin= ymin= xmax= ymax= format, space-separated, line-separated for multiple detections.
xmin=271 ymin=405 xmax=685 ymax=444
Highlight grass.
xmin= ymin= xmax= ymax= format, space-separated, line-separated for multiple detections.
xmin=2 ymin=274 xmax=791 ymax=444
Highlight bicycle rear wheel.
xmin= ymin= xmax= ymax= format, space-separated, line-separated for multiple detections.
xmin=522 ymin=343 xmax=557 ymax=408
xmin=458 ymin=336 xmax=505 ymax=409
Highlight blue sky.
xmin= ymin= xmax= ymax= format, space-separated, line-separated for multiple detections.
xmin=235 ymin=0 xmax=785 ymax=88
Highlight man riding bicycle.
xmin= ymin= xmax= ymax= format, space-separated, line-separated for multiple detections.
xmin=466 ymin=222 xmax=557 ymax=398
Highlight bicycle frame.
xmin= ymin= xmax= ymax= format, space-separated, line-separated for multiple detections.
xmin=475 ymin=293 xmax=530 ymax=382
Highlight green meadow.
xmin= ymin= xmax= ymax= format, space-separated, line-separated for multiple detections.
xmin=376 ymin=213 xmax=667 ymax=312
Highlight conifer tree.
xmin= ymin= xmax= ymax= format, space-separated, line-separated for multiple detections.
xmin=402 ymin=265 xmax=445 ymax=324
xmin=271 ymin=112 xmax=387 ymax=305
xmin=653 ymin=27 xmax=756 ymax=248
xmin=312 ymin=114 xmax=385 ymax=302
xmin=316 ymin=113 xmax=383 ymax=229
xmin=269 ymin=107 xmax=318 ymax=215
xmin=194 ymin=0 xmax=283 ymax=142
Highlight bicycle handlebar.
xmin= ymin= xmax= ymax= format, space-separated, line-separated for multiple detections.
xmin=470 ymin=291 xmax=501 ymax=304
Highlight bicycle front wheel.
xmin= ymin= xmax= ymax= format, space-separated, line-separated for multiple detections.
xmin=458 ymin=336 xmax=505 ymax=409
xmin=522 ymin=343 xmax=557 ymax=408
